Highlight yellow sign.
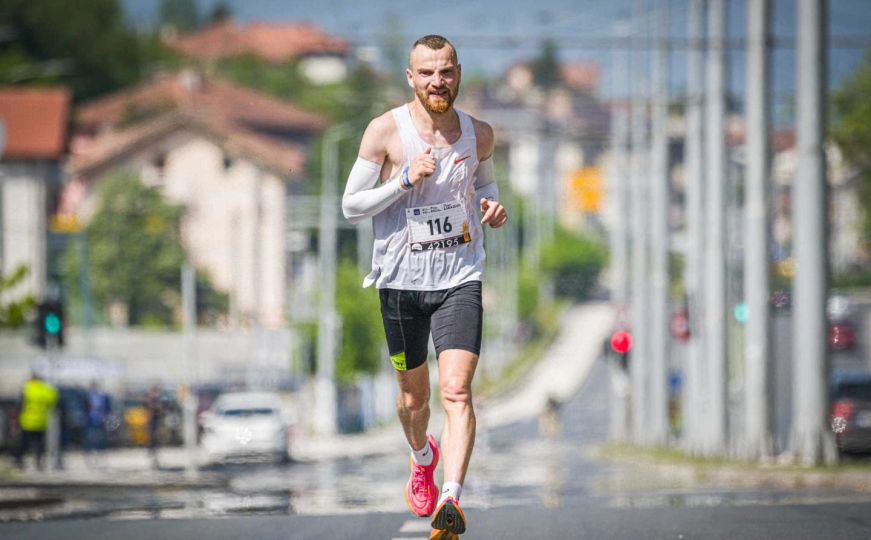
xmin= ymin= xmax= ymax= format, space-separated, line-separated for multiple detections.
xmin=569 ymin=167 xmax=603 ymax=213
xmin=49 ymin=213 xmax=82 ymax=234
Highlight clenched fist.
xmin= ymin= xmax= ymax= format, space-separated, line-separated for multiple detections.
xmin=408 ymin=147 xmax=436 ymax=186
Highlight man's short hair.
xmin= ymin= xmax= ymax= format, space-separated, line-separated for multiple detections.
xmin=409 ymin=35 xmax=458 ymax=66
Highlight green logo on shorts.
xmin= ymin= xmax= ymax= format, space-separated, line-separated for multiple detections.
xmin=391 ymin=352 xmax=407 ymax=371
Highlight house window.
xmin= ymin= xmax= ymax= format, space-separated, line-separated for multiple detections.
xmin=142 ymin=153 xmax=167 ymax=187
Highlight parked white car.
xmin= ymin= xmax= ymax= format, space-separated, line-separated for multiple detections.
xmin=200 ymin=392 xmax=292 ymax=463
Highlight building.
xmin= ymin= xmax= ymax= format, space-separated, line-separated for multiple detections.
xmin=66 ymin=71 xmax=328 ymax=328
xmin=0 ymin=86 xmax=71 ymax=303
xmin=164 ymin=21 xmax=350 ymax=85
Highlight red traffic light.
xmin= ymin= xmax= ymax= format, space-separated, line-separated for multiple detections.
xmin=610 ymin=330 xmax=633 ymax=355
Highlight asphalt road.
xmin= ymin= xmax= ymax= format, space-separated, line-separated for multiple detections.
xmin=3 ymin=499 xmax=871 ymax=539
xmin=4 ymin=358 xmax=871 ymax=538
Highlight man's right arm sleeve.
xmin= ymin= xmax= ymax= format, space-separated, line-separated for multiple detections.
xmin=341 ymin=158 xmax=407 ymax=225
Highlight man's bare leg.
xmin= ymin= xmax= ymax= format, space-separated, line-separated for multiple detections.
xmin=437 ymin=349 xmax=479 ymax=485
xmin=396 ymin=362 xmax=431 ymax=452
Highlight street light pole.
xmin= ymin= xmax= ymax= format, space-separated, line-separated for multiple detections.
xmin=181 ymin=263 xmax=198 ymax=479
xmin=792 ymin=0 xmax=836 ymax=466
xmin=649 ymin=0 xmax=671 ymax=446
xmin=608 ymin=22 xmax=632 ymax=443
xmin=743 ymin=0 xmax=774 ymax=460
xmin=315 ymin=124 xmax=350 ymax=436
xmin=630 ymin=0 xmax=650 ymax=445
xmin=703 ymin=0 xmax=728 ymax=456
xmin=683 ymin=0 xmax=707 ymax=456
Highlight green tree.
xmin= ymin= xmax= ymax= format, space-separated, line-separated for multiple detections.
xmin=60 ymin=173 xmax=185 ymax=326
xmin=540 ymin=226 xmax=608 ymax=301
xmin=832 ymin=49 xmax=871 ymax=246
xmin=0 ymin=0 xmax=150 ymax=101
xmin=531 ymin=39 xmax=561 ymax=90
xmin=0 ymin=264 xmax=36 ymax=327
xmin=207 ymin=1 xmax=232 ymax=24
xmin=335 ymin=260 xmax=383 ymax=384
xmin=159 ymin=0 xmax=201 ymax=32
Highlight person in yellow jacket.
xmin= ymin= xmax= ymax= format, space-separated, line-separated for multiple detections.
xmin=15 ymin=372 xmax=59 ymax=470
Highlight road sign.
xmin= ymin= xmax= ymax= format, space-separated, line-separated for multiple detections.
xmin=610 ymin=330 xmax=632 ymax=355
xmin=568 ymin=167 xmax=603 ymax=213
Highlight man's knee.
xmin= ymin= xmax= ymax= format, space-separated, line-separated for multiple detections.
xmin=440 ymin=378 xmax=472 ymax=405
xmin=399 ymin=389 xmax=429 ymax=412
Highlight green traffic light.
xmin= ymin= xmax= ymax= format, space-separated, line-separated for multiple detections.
xmin=45 ymin=313 xmax=61 ymax=335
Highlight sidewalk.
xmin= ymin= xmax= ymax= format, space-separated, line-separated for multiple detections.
xmin=1 ymin=303 xmax=615 ymax=480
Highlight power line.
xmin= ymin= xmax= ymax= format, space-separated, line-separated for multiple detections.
xmin=348 ymin=34 xmax=871 ymax=51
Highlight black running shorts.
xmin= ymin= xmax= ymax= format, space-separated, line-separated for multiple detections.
xmin=378 ymin=281 xmax=483 ymax=372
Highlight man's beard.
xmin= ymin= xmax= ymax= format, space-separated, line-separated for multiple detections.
xmin=416 ymin=86 xmax=456 ymax=114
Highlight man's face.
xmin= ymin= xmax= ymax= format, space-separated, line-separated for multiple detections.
xmin=407 ymin=45 xmax=461 ymax=114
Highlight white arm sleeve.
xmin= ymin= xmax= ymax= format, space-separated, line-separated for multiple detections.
xmin=474 ymin=157 xmax=500 ymax=202
xmin=341 ymin=158 xmax=407 ymax=225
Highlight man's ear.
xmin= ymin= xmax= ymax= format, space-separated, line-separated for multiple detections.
xmin=406 ymin=69 xmax=414 ymax=88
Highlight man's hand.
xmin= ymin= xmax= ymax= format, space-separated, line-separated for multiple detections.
xmin=408 ymin=147 xmax=436 ymax=186
xmin=480 ymin=198 xmax=508 ymax=228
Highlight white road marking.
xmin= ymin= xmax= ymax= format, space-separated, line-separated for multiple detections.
xmin=399 ymin=519 xmax=431 ymax=532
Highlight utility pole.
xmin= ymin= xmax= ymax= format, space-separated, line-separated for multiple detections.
xmin=315 ymin=125 xmax=349 ymax=436
xmin=630 ymin=0 xmax=650 ymax=445
xmin=181 ymin=263 xmax=198 ymax=479
xmin=649 ymin=0 xmax=671 ymax=446
xmin=683 ymin=0 xmax=707 ymax=456
xmin=792 ymin=0 xmax=836 ymax=466
xmin=743 ymin=0 xmax=774 ymax=460
xmin=703 ymin=0 xmax=728 ymax=456
xmin=249 ymin=166 xmax=265 ymax=390
xmin=609 ymin=21 xmax=632 ymax=443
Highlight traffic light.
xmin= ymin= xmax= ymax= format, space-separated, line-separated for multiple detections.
xmin=33 ymin=300 xmax=64 ymax=349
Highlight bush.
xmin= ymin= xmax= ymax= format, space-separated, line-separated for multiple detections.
xmin=539 ymin=227 xmax=608 ymax=301
xmin=335 ymin=260 xmax=384 ymax=384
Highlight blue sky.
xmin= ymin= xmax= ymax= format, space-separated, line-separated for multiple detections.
xmin=124 ymin=0 xmax=871 ymax=121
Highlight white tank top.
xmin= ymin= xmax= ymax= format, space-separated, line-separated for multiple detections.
xmin=363 ymin=104 xmax=485 ymax=290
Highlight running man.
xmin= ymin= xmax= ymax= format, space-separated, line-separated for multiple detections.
xmin=342 ymin=35 xmax=508 ymax=539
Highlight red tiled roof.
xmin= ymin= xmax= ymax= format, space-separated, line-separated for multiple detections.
xmin=69 ymin=112 xmax=306 ymax=180
xmin=76 ymin=72 xmax=327 ymax=134
xmin=72 ymin=72 xmax=324 ymax=179
xmin=0 ymin=86 xmax=70 ymax=160
xmin=166 ymin=21 xmax=348 ymax=64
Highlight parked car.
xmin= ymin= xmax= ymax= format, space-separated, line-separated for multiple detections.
xmin=200 ymin=392 xmax=291 ymax=463
xmin=829 ymin=318 xmax=858 ymax=352
xmin=830 ymin=372 xmax=871 ymax=456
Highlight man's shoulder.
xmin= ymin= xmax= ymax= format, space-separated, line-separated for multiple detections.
xmin=465 ymin=114 xmax=494 ymax=157
xmin=368 ymin=108 xmax=401 ymax=135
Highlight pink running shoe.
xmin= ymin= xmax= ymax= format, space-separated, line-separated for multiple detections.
xmin=404 ymin=434 xmax=440 ymax=517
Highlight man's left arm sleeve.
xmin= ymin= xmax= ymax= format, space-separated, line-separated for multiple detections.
xmin=474 ymin=157 xmax=499 ymax=202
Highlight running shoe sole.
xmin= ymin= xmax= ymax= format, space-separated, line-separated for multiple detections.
xmin=429 ymin=530 xmax=460 ymax=540
xmin=431 ymin=498 xmax=466 ymax=535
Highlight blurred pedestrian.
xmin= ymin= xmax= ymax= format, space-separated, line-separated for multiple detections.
xmin=85 ymin=381 xmax=110 ymax=467
xmin=14 ymin=372 xmax=59 ymax=471
xmin=539 ymin=395 xmax=563 ymax=439
xmin=342 ymin=34 xmax=508 ymax=539
xmin=146 ymin=384 xmax=163 ymax=469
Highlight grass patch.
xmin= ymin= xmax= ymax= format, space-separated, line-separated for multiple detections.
xmin=596 ymin=442 xmax=871 ymax=474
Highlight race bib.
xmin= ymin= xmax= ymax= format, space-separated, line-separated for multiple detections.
xmin=406 ymin=201 xmax=471 ymax=251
